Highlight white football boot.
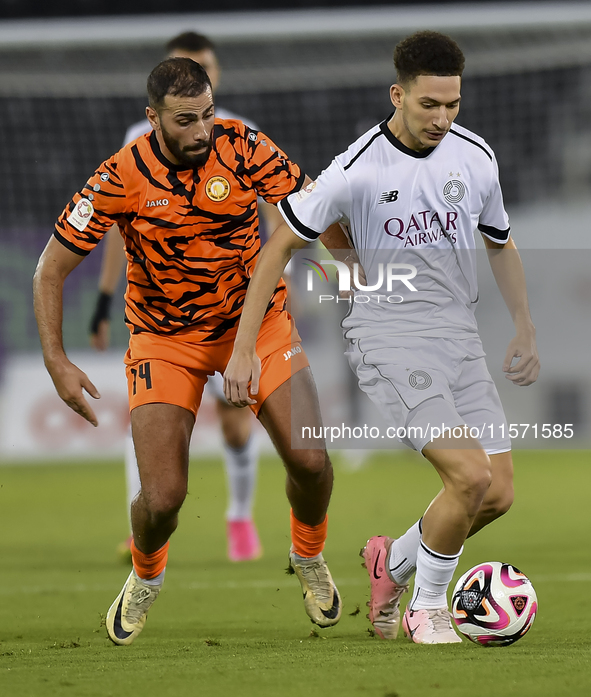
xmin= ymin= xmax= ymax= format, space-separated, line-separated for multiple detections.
xmin=106 ymin=570 xmax=162 ymax=645
xmin=288 ymin=551 xmax=342 ymax=627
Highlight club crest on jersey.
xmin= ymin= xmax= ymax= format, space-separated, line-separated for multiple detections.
xmin=409 ymin=370 xmax=432 ymax=390
xmin=67 ymin=198 xmax=94 ymax=231
xmin=206 ymin=176 xmax=231 ymax=202
xmin=443 ymin=179 xmax=466 ymax=203
xmin=146 ymin=199 xmax=169 ymax=208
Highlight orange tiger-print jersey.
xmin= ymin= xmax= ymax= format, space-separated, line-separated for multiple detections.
xmin=55 ymin=119 xmax=304 ymax=341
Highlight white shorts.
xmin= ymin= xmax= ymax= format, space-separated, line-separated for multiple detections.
xmin=346 ymin=335 xmax=510 ymax=454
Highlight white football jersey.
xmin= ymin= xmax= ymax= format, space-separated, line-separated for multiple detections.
xmin=279 ymin=117 xmax=510 ymax=339
xmin=122 ymin=107 xmax=259 ymax=146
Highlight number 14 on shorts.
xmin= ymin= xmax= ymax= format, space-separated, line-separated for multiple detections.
xmin=130 ymin=362 xmax=153 ymax=395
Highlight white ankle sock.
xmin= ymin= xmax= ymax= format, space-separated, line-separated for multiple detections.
xmin=292 ymin=551 xmax=322 ymax=563
xmin=135 ymin=569 xmax=165 ymax=586
xmin=410 ymin=540 xmax=462 ymax=610
xmin=388 ymin=518 xmax=422 ymax=585
xmin=224 ymin=433 xmax=259 ymax=521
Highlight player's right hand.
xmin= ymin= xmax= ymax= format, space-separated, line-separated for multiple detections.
xmin=90 ymin=318 xmax=110 ymax=351
xmin=223 ymin=349 xmax=261 ymax=408
xmin=48 ymin=359 xmax=101 ymax=426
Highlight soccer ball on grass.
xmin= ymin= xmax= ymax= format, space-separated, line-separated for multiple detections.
xmin=451 ymin=561 xmax=537 ymax=646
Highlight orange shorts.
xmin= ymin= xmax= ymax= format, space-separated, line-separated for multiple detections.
xmin=124 ymin=311 xmax=309 ymax=417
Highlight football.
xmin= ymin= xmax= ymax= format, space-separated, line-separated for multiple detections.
xmin=451 ymin=562 xmax=537 ymax=646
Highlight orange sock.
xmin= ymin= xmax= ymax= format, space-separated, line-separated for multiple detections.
xmin=290 ymin=510 xmax=328 ymax=558
xmin=131 ymin=540 xmax=169 ymax=580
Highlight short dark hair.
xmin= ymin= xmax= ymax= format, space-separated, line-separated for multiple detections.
xmin=166 ymin=31 xmax=216 ymax=55
xmin=394 ymin=31 xmax=465 ymax=86
xmin=147 ymin=57 xmax=212 ymax=110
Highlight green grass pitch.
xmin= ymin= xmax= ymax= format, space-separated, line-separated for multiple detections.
xmin=1 ymin=450 xmax=590 ymax=697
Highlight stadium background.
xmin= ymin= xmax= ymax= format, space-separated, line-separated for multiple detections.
xmin=0 ymin=0 xmax=590 ymax=459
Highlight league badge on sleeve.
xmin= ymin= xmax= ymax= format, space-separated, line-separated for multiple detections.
xmin=295 ymin=180 xmax=317 ymax=202
xmin=67 ymin=198 xmax=94 ymax=231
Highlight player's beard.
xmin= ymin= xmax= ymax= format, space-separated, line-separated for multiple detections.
xmin=161 ymin=127 xmax=212 ymax=169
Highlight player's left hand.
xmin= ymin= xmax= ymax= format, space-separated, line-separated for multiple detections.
xmin=223 ymin=349 xmax=261 ymax=407
xmin=503 ymin=331 xmax=540 ymax=386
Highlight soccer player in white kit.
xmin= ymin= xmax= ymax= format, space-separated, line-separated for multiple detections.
xmin=223 ymin=31 xmax=540 ymax=643
xmin=89 ymin=32 xmax=283 ymax=563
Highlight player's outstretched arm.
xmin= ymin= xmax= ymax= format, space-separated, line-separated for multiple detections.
xmin=483 ymin=235 xmax=540 ymax=386
xmin=89 ymin=223 xmax=127 ymax=351
xmin=224 ymin=223 xmax=309 ymax=407
xmin=33 ymin=237 xmax=101 ymax=426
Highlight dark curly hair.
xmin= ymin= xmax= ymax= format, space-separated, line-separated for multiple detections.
xmin=147 ymin=57 xmax=212 ymax=111
xmin=394 ymin=31 xmax=465 ymax=85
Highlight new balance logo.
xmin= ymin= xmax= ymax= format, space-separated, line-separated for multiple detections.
xmin=378 ymin=190 xmax=399 ymax=204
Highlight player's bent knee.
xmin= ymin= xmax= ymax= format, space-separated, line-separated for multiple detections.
xmin=447 ymin=453 xmax=493 ymax=513
xmin=141 ymin=485 xmax=188 ymax=520
xmin=485 ymin=486 xmax=514 ymax=519
xmin=285 ymin=449 xmax=331 ymax=479
xmin=460 ymin=467 xmax=492 ymax=504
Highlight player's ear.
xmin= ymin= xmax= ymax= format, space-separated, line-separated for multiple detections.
xmin=390 ymin=84 xmax=404 ymax=109
xmin=146 ymin=106 xmax=160 ymax=131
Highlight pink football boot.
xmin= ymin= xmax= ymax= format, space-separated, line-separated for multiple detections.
xmin=227 ymin=519 xmax=262 ymax=562
xmin=402 ymin=606 xmax=462 ymax=644
xmin=360 ymin=536 xmax=408 ymax=639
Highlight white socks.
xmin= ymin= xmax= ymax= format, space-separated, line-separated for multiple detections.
xmin=224 ymin=433 xmax=259 ymax=521
xmin=137 ymin=569 xmax=165 ymax=586
xmin=410 ymin=540 xmax=462 ymax=610
xmin=388 ymin=517 xmax=463 ymax=609
xmin=388 ymin=519 xmax=422 ymax=585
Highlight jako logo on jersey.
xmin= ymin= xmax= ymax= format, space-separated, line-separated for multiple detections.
xmin=384 ymin=209 xmax=458 ymax=247
xmin=283 ymin=345 xmax=302 ymax=361
xmin=443 ymin=179 xmax=466 ymax=203
xmin=303 ymin=259 xmax=418 ymax=293
xmin=206 ymin=176 xmax=231 ymax=202
xmin=378 ymin=190 xmax=399 ymax=204
xmin=146 ymin=199 xmax=169 ymax=208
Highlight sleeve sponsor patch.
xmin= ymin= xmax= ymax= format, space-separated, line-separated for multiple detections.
xmin=66 ymin=198 xmax=94 ymax=231
xmin=294 ymin=180 xmax=317 ymax=202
